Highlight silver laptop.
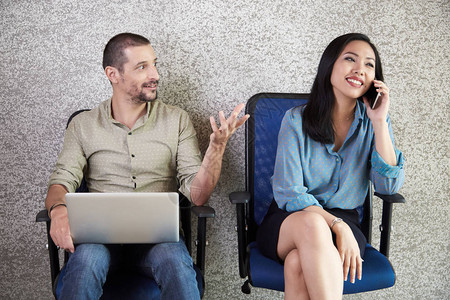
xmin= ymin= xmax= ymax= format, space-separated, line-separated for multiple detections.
xmin=65 ymin=192 xmax=179 ymax=244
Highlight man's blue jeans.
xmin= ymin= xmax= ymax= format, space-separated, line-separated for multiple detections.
xmin=59 ymin=240 xmax=200 ymax=300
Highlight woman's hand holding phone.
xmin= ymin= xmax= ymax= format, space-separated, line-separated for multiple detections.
xmin=363 ymin=79 xmax=390 ymax=124
xmin=364 ymin=80 xmax=398 ymax=166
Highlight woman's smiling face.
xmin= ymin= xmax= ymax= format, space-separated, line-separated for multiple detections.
xmin=330 ymin=40 xmax=376 ymax=102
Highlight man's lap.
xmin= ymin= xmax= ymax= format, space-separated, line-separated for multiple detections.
xmin=66 ymin=239 xmax=192 ymax=274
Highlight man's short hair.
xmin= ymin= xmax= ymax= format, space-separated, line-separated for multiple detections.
xmin=103 ymin=33 xmax=150 ymax=72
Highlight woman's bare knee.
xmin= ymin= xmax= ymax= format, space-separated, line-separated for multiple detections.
xmin=278 ymin=211 xmax=331 ymax=259
xmin=297 ymin=211 xmax=329 ymax=233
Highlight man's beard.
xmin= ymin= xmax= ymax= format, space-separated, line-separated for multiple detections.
xmin=136 ymin=90 xmax=157 ymax=103
xmin=131 ymin=80 xmax=158 ymax=103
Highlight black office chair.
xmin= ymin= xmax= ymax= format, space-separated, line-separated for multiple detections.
xmin=36 ymin=109 xmax=215 ymax=299
xmin=229 ymin=93 xmax=405 ymax=295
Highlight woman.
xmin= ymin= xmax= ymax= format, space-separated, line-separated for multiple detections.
xmin=256 ymin=33 xmax=405 ymax=299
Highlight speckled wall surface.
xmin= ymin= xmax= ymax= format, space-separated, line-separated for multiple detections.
xmin=0 ymin=0 xmax=448 ymax=299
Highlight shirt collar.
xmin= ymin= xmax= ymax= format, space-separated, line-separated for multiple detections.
xmin=105 ymin=97 xmax=155 ymax=128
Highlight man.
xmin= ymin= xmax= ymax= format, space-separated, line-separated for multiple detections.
xmin=45 ymin=32 xmax=249 ymax=299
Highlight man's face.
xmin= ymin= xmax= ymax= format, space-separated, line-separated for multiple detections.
xmin=117 ymin=44 xmax=159 ymax=103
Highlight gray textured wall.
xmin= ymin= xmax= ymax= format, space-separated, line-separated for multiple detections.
xmin=1 ymin=0 xmax=448 ymax=299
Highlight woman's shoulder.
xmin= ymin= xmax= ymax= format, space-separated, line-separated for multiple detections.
xmin=280 ymin=105 xmax=306 ymax=133
xmin=284 ymin=104 xmax=306 ymax=122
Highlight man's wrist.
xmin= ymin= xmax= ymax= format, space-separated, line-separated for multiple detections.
xmin=48 ymin=203 xmax=67 ymax=218
xmin=209 ymin=140 xmax=227 ymax=153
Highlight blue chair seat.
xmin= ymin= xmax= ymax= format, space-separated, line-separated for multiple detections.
xmin=248 ymin=242 xmax=395 ymax=294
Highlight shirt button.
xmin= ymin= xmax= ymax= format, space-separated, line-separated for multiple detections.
xmin=132 ymin=176 xmax=136 ymax=179
xmin=131 ymin=154 xmax=135 ymax=158
xmin=336 ymin=158 xmax=339 ymax=162
xmin=128 ymin=132 xmax=132 ymax=135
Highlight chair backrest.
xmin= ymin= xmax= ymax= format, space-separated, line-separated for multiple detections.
xmin=245 ymin=93 xmax=309 ymax=238
xmin=245 ymin=93 xmax=373 ymax=243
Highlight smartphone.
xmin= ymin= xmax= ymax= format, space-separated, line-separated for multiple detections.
xmin=363 ymin=81 xmax=380 ymax=109
xmin=372 ymin=92 xmax=382 ymax=109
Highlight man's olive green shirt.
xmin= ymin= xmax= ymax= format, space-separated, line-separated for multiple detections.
xmin=48 ymin=98 xmax=202 ymax=201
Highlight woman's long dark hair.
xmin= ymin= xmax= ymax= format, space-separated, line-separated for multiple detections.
xmin=303 ymin=33 xmax=384 ymax=144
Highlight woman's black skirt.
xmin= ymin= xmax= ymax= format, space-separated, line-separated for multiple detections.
xmin=256 ymin=199 xmax=367 ymax=263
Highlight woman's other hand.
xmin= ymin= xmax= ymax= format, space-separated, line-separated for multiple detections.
xmin=332 ymin=221 xmax=363 ymax=283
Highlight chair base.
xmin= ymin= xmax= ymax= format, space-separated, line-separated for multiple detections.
xmin=241 ymin=280 xmax=251 ymax=294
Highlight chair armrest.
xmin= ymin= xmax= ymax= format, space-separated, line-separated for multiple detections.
xmin=36 ymin=209 xmax=61 ymax=290
xmin=191 ymin=205 xmax=215 ymax=218
xmin=374 ymin=192 xmax=406 ymax=204
xmin=229 ymin=191 xmax=250 ymax=204
xmin=229 ymin=191 xmax=250 ymax=278
xmin=191 ymin=205 xmax=215 ymax=275
xmin=36 ymin=209 xmax=50 ymax=222
xmin=374 ymin=192 xmax=406 ymax=258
